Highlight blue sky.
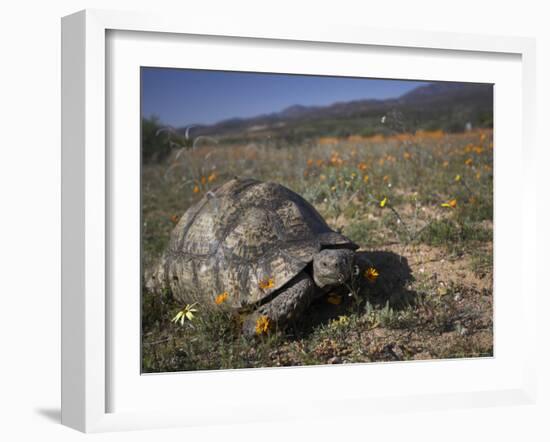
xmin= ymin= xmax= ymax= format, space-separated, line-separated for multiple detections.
xmin=141 ymin=68 xmax=429 ymax=128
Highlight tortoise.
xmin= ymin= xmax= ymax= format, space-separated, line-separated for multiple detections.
xmin=147 ymin=177 xmax=360 ymax=335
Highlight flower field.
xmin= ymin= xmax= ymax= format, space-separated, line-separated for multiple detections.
xmin=142 ymin=129 xmax=493 ymax=372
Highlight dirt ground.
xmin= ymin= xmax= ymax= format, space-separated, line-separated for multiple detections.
xmin=141 ymin=130 xmax=493 ymax=372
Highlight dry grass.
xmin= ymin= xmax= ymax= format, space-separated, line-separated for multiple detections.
xmin=142 ymin=129 xmax=493 ymax=372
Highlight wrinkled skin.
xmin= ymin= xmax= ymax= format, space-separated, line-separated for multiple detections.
xmin=312 ymin=249 xmax=355 ymax=289
xmin=242 ymin=272 xmax=316 ymax=336
xmin=242 ymin=249 xmax=356 ymax=336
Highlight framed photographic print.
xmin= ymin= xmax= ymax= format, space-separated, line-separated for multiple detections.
xmin=61 ymin=9 xmax=537 ymax=432
xmin=140 ymin=69 xmax=495 ymax=371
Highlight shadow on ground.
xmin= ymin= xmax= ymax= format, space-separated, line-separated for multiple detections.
xmin=290 ymin=250 xmax=416 ymax=337
xmin=357 ymin=250 xmax=416 ymax=307
xmin=35 ymin=408 xmax=61 ymax=423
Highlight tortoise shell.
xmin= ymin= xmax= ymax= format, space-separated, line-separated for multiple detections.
xmin=161 ymin=178 xmax=357 ymax=309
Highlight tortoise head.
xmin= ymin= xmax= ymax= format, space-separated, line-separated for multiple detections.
xmin=312 ymin=248 xmax=355 ymax=289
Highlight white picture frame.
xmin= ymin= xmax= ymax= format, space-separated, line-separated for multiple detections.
xmin=61 ymin=9 xmax=537 ymax=433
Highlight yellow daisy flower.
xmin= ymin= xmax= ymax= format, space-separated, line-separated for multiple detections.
xmin=255 ymin=315 xmax=271 ymax=335
xmin=364 ymin=267 xmax=380 ymax=283
xmin=171 ymin=303 xmax=198 ymax=325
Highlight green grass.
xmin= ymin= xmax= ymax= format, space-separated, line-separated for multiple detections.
xmin=142 ymin=272 xmax=491 ymax=371
xmin=141 ymin=129 xmax=494 ymax=371
xmin=418 ymin=219 xmax=492 ymax=251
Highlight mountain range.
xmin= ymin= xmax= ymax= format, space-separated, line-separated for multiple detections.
xmin=178 ymin=82 xmax=493 ymax=142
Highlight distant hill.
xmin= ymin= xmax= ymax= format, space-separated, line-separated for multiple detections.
xmin=175 ymin=81 xmax=493 ymax=143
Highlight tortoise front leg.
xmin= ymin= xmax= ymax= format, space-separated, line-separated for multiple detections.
xmin=242 ymin=272 xmax=316 ymax=336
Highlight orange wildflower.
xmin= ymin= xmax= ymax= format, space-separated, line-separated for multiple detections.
xmin=441 ymin=199 xmax=457 ymax=208
xmin=255 ymin=315 xmax=271 ymax=335
xmin=364 ymin=267 xmax=380 ymax=283
xmin=215 ymin=292 xmax=229 ymax=305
